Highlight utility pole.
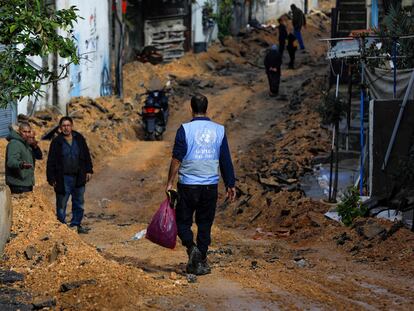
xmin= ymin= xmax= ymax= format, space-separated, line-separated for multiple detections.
xmin=114 ymin=0 xmax=124 ymax=99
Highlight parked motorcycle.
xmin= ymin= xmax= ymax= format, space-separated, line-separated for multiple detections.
xmin=139 ymin=80 xmax=171 ymax=141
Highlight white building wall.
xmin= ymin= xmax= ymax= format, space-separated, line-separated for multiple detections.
xmin=256 ymin=0 xmax=308 ymax=23
xmin=17 ymin=55 xmax=53 ymax=115
xmin=17 ymin=0 xmax=110 ymax=116
xmin=192 ymin=0 xmax=218 ymax=46
xmin=56 ymin=0 xmax=110 ymax=113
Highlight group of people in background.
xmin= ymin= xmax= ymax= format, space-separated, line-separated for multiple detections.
xmin=264 ymin=4 xmax=306 ymax=97
xmin=5 ymin=117 xmax=93 ymax=234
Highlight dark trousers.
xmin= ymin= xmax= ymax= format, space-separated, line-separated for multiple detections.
xmin=294 ymin=28 xmax=305 ymax=50
xmin=176 ymin=183 xmax=218 ymax=258
xmin=266 ymin=71 xmax=281 ymax=95
xmin=288 ymin=48 xmax=296 ymax=68
xmin=8 ymin=185 xmax=33 ymax=194
xmin=56 ymin=175 xmax=85 ymax=226
xmin=279 ymin=43 xmax=285 ymax=59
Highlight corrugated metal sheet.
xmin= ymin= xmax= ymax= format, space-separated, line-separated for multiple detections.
xmin=0 ymin=105 xmax=14 ymax=138
xmin=0 ymin=44 xmax=17 ymax=137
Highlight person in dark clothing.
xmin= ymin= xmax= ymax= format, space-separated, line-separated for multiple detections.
xmin=264 ymin=45 xmax=282 ymax=97
xmin=5 ymin=122 xmax=42 ymax=194
xmin=166 ymin=94 xmax=236 ymax=275
xmin=47 ymin=116 xmax=93 ymax=234
xmin=290 ymin=4 xmax=306 ymax=50
xmin=277 ymin=17 xmax=288 ymax=59
xmin=287 ymin=32 xmax=298 ymax=69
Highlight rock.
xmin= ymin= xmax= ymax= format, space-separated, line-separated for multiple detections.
xmin=39 ymin=235 xmax=49 ymax=241
xmin=34 ymin=111 xmax=53 ymax=121
xmin=48 ymin=243 xmax=60 ymax=263
xmin=59 ymin=279 xmax=97 ymax=292
xmin=308 ymin=211 xmax=325 ymax=227
xmin=198 ymin=80 xmax=214 ymax=89
xmin=24 ymin=246 xmax=37 ymax=260
xmin=169 ymin=272 xmax=179 ymax=281
xmin=357 ymin=221 xmax=387 ymax=240
xmin=385 ymin=221 xmax=404 ymax=239
xmin=205 ymin=61 xmax=216 ymax=71
xmin=294 ymin=259 xmax=308 ymax=268
xmin=186 ymin=274 xmax=197 ymax=283
xmin=89 ymin=100 xmax=108 ymax=113
xmin=32 ymin=297 xmax=56 ymax=310
xmin=258 ymin=176 xmax=281 ymax=189
xmin=0 ymin=270 xmax=24 ymax=284
xmin=68 ymin=110 xmax=84 ymax=120
xmin=334 ymin=232 xmax=351 ymax=245
xmin=123 ymin=102 xmax=134 ymax=111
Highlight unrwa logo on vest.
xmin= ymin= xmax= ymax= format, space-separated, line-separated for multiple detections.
xmin=194 ymin=127 xmax=217 ymax=160
xmin=195 ymin=128 xmax=217 ymax=147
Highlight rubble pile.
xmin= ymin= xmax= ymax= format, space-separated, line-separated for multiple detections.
xmin=332 ymin=217 xmax=414 ymax=274
xmin=221 ymin=75 xmax=331 ymax=236
xmin=0 ymin=192 xmax=181 ymax=309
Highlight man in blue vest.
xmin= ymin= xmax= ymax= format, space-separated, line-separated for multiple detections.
xmin=166 ymin=93 xmax=236 ymax=275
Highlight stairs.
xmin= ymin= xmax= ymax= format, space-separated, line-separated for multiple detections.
xmin=336 ymin=0 xmax=367 ymax=37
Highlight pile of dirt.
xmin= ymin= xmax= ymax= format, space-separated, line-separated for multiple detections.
xmin=220 ymin=74 xmax=331 ymax=237
xmin=0 ymin=191 xmax=182 ymax=309
xmin=328 ymin=217 xmax=414 ymax=274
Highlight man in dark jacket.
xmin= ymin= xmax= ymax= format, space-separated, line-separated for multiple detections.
xmin=277 ymin=16 xmax=288 ymax=59
xmin=166 ymin=94 xmax=236 ymax=275
xmin=291 ymin=4 xmax=306 ymax=50
xmin=5 ymin=122 xmax=42 ymax=194
xmin=264 ymin=45 xmax=282 ymax=97
xmin=47 ymin=116 xmax=93 ymax=234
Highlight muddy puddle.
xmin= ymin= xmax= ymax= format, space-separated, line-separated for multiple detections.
xmin=300 ymin=157 xmax=360 ymax=200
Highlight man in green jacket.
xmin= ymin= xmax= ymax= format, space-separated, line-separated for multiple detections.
xmin=5 ymin=122 xmax=42 ymax=194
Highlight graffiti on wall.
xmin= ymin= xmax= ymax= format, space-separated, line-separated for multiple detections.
xmin=69 ymin=6 xmax=111 ymax=97
xmin=84 ymin=9 xmax=99 ymax=68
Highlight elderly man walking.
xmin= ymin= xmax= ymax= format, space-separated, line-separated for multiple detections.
xmin=47 ymin=117 xmax=93 ymax=234
xmin=166 ymin=94 xmax=236 ymax=275
xmin=5 ymin=122 xmax=42 ymax=194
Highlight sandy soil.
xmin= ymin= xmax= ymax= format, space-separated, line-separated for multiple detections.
xmin=1 ymin=10 xmax=414 ymax=310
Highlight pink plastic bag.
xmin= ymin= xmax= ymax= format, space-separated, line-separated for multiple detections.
xmin=146 ymin=198 xmax=177 ymax=249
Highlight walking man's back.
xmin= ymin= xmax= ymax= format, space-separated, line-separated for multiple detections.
xmin=166 ymin=93 xmax=236 ymax=275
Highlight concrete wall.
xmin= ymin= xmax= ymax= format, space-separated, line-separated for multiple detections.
xmin=16 ymin=0 xmax=111 ymax=116
xmin=192 ymin=0 xmax=218 ymax=45
xmin=254 ymin=0 xmax=307 ymax=23
xmin=56 ymin=0 xmax=111 ymax=110
xmin=0 ymin=185 xmax=12 ymax=255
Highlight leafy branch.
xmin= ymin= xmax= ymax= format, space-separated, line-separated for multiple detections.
xmin=0 ymin=0 xmax=80 ymax=108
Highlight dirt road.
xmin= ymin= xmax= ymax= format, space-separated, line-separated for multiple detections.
xmin=79 ymin=54 xmax=414 ymax=310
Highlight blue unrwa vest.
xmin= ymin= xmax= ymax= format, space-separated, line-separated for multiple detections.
xmin=179 ymin=120 xmax=225 ymax=185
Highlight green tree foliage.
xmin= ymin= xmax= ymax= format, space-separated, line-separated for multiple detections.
xmin=316 ymin=91 xmax=347 ymax=125
xmin=337 ymin=186 xmax=367 ymax=226
xmin=0 ymin=0 xmax=80 ymax=108
xmin=214 ymin=0 xmax=233 ymax=41
xmin=367 ymin=3 xmax=414 ymax=69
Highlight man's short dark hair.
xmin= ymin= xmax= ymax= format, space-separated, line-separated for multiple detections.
xmin=191 ymin=94 xmax=208 ymax=114
xmin=18 ymin=121 xmax=31 ymax=130
xmin=59 ymin=116 xmax=73 ymax=126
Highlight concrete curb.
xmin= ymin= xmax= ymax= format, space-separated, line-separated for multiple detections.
xmin=0 ymin=185 xmax=12 ymax=255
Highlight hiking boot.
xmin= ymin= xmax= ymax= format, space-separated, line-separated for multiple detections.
xmin=194 ymin=258 xmax=211 ymax=276
xmin=186 ymin=245 xmax=202 ymax=274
